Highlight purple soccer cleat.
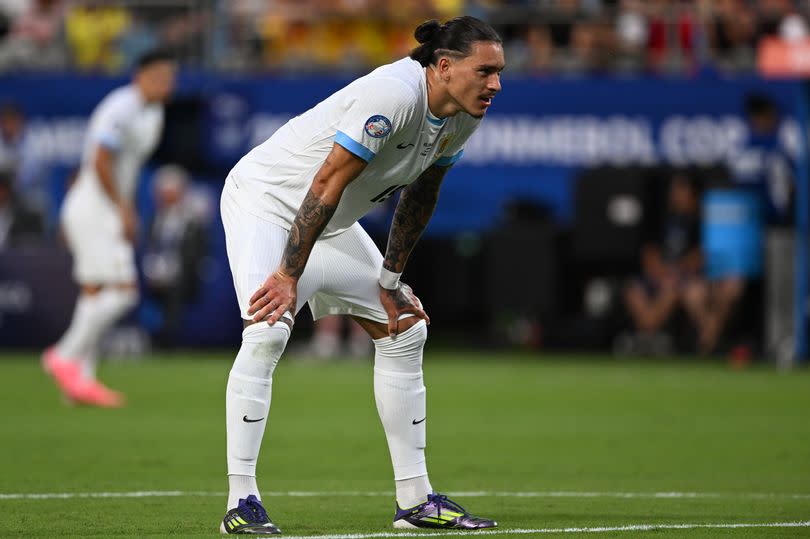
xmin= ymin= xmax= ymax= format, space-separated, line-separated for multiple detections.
xmin=220 ymin=495 xmax=281 ymax=535
xmin=393 ymin=492 xmax=497 ymax=530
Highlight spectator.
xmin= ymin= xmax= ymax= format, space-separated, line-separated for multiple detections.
xmin=64 ymin=2 xmax=131 ymax=72
xmin=733 ymin=93 xmax=793 ymax=226
xmin=0 ymin=0 xmax=65 ymax=70
xmin=0 ymin=170 xmax=44 ymax=248
xmin=0 ymin=103 xmax=46 ymax=222
xmin=0 ymin=102 xmax=23 ymax=176
xmin=141 ymin=164 xmax=210 ymax=347
xmin=622 ymin=173 xmax=703 ymax=354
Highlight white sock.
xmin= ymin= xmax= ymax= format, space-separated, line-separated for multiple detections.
xmin=57 ymin=288 xmax=137 ymax=378
xmin=56 ymin=294 xmax=96 ymax=363
xmin=226 ymin=322 xmax=290 ymax=509
xmin=373 ymin=320 xmax=432 ymax=508
xmin=81 ymin=349 xmax=98 ymax=380
xmin=228 ymin=474 xmax=260 ymax=510
xmin=396 ymin=475 xmax=433 ymax=509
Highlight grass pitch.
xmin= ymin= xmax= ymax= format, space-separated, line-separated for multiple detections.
xmin=0 ymin=350 xmax=808 ymax=538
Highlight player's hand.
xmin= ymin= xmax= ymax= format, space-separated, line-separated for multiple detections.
xmin=248 ymin=270 xmax=298 ymax=325
xmin=379 ymin=282 xmax=430 ymax=337
xmin=119 ymin=203 xmax=138 ymax=243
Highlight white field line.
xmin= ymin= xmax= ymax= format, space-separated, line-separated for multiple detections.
xmin=281 ymin=521 xmax=810 ymax=539
xmin=1 ymin=490 xmax=810 ymax=501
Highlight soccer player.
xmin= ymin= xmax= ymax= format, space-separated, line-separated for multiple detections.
xmin=42 ymin=50 xmax=177 ymax=407
xmin=220 ymin=16 xmax=503 ymax=534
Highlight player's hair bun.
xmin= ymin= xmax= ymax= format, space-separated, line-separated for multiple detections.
xmin=414 ymin=20 xmax=442 ymax=44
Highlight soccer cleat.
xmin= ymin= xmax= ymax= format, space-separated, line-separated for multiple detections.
xmin=43 ymin=348 xmax=124 ymax=407
xmin=220 ymin=495 xmax=281 ymax=535
xmin=393 ymin=492 xmax=497 ymax=530
xmin=72 ymin=379 xmax=125 ymax=408
xmin=42 ymin=347 xmax=84 ymax=401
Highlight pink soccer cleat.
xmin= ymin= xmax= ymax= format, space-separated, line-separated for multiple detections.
xmin=72 ymin=379 xmax=125 ymax=408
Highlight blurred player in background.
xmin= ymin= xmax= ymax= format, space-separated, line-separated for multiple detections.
xmin=220 ymin=16 xmax=503 ymax=535
xmin=42 ymin=50 xmax=176 ymax=407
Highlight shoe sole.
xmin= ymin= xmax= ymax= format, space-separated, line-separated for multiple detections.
xmin=394 ymin=519 xmax=498 ymax=530
xmin=393 ymin=519 xmax=420 ymax=529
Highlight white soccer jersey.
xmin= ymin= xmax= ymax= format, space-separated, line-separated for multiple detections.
xmin=227 ymin=57 xmax=481 ymax=237
xmin=76 ymin=84 xmax=164 ymax=202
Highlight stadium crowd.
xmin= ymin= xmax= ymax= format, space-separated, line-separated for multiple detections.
xmin=0 ymin=0 xmax=809 ymax=74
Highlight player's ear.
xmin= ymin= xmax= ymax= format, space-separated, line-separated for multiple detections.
xmin=436 ymin=56 xmax=452 ymax=82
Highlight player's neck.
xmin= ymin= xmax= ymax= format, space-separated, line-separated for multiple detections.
xmin=425 ymin=68 xmax=460 ymax=119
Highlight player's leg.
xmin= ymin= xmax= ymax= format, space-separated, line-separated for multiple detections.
xmin=220 ymin=188 xmax=322 ymax=534
xmin=701 ymin=277 xmax=745 ymax=354
xmin=313 ymin=224 xmax=496 ymax=529
xmin=45 ymin=187 xmax=136 ymax=406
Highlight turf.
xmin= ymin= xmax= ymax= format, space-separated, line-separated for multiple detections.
xmin=0 ymin=351 xmax=808 ymax=538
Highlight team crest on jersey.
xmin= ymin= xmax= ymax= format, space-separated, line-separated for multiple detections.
xmin=437 ymin=135 xmax=453 ymax=155
xmin=365 ymin=115 xmax=392 ymax=138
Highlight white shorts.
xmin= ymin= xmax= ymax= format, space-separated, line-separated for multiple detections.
xmin=60 ymin=174 xmax=136 ymax=285
xmin=221 ymin=182 xmax=389 ymax=324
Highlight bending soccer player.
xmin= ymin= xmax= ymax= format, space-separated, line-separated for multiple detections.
xmin=43 ymin=50 xmax=177 ymax=407
xmin=220 ymin=17 xmax=504 ymax=534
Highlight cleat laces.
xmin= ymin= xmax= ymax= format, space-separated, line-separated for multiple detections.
xmin=427 ymin=493 xmax=466 ymax=520
xmin=238 ymin=495 xmax=269 ymax=524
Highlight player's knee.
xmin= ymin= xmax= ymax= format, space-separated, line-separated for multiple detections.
xmin=242 ymin=321 xmax=291 ymax=358
xmin=231 ymin=321 xmax=291 ymax=380
xmin=373 ymin=319 xmax=427 ymax=374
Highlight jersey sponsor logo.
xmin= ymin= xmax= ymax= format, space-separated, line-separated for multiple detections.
xmin=365 ymin=115 xmax=392 ymax=138
xmin=396 ymin=142 xmax=415 ymax=149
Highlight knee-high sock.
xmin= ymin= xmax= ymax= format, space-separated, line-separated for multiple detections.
xmin=56 ymin=288 xmax=137 ymax=379
xmin=373 ymin=320 xmax=432 ymax=508
xmin=226 ymin=321 xmax=290 ymax=509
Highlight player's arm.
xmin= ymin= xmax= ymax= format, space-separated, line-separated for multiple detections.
xmin=248 ymin=143 xmax=367 ymax=324
xmin=94 ymin=145 xmax=120 ymax=204
xmin=94 ymin=145 xmax=136 ymax=242
xmin=376 ymin=164 xmax=450 ymax=336
xmin=383 ymin=163 xmax=449 ymax=273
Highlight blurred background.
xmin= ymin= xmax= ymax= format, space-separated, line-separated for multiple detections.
xmin=1 ymin=0 xmax=809 ymax=367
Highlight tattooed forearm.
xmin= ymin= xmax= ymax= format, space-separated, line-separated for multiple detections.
xmin=383 ymin=165 xmax=448 ymax=273
xmin=281 ymin=189 xmax=337 ymax=279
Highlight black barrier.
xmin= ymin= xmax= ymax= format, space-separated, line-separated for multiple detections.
xmin=0 ymin=247 xmax=77 ymax=348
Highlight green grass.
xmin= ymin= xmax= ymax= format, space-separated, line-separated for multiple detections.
xmin=0 ymin=351 xmax=808 ymax=538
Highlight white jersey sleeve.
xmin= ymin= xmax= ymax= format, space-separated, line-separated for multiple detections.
xmin=435 ymin=114 xmax=481 ymax=167
xmin=334 ymin=77 xmax=416 ymax=162
xmin=91 ymin=91 xmax=139 ymax=153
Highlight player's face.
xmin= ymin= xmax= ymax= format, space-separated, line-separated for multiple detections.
xmin=447 ymin=41 xmax=504 ymax=118
xmin=138 ymin=61 xmax=177 ymax=103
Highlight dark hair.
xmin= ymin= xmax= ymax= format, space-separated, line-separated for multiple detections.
xmin=136 ymin=48 xmax=175 ymax=71
xmin=745 ymin=93 xmax=778 ymax=118
xmin=410 ymin=16 xmax=502 ymax=67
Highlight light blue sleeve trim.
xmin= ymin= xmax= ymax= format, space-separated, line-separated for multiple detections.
xmin=435 ymin=149 xmax=464 ymax=167
xmin=335 ymin=131 xmax=376 ymax=162
xmin=97 ymin=133 xmax=121 ymax=151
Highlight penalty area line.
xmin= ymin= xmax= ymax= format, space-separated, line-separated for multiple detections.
xmin=280 ymin=521 xmax=810 ymax=539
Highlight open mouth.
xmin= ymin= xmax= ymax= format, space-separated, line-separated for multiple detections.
xmin=479 ymin=96 xmax=493 ymax=107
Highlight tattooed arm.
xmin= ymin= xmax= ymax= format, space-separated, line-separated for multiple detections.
xmin=378 ymin=164 xmax=450 ymax=336
xmin=247 ymin=143 xmax=367 ymax=324
xmin=383 ymin=164 xmax=450 ymax=273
